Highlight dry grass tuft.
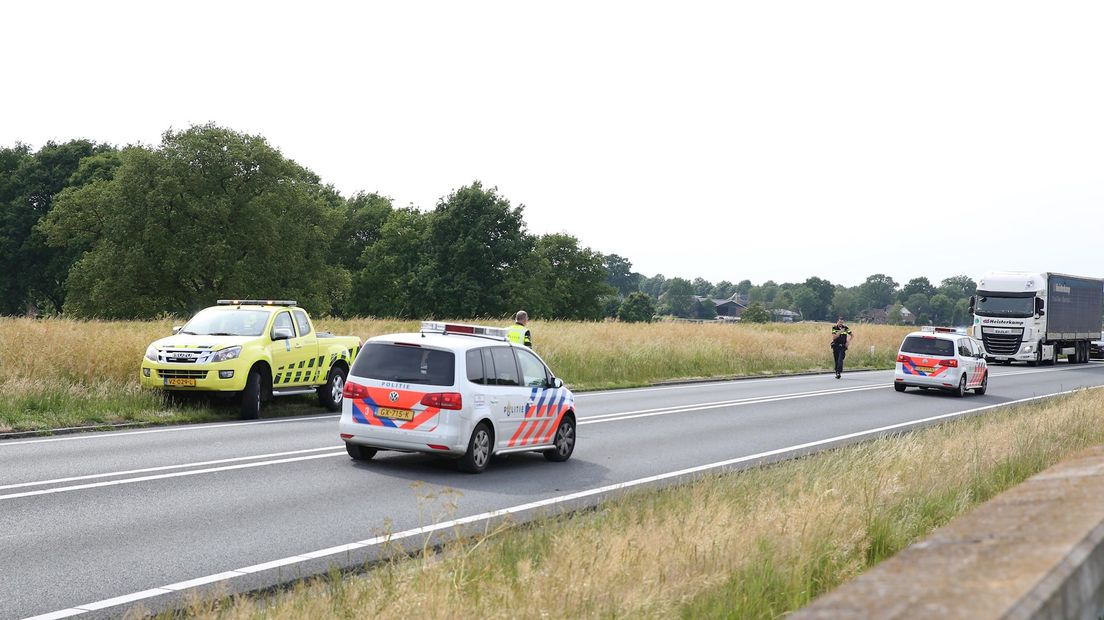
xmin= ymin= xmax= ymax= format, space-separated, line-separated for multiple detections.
xmin=157 ymin=388 xmax=1104 ymax=620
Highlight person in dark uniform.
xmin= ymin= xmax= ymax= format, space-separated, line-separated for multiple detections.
xmin=830 ymin=316 xmax=853 ymax=379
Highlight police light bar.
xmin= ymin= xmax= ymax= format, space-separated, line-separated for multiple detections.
xmin=217 ymin=299 xmax=298 ymax=307
xmin=921 ymin=326 xmax=967 ymax=334
xmin=420 ymin=321 xmax=509 ymax=339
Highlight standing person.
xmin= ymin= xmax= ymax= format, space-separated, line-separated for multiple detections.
xmin=507 ymin=310 xmax=532 ymax=348
xmin=830 ymin=316 xmax=853 ymax=379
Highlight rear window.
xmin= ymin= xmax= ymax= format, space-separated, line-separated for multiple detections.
xmin=900 ymin=336 xmax=955 ymax=357
xmin=351 ymin=343 xmax=455 ymax=386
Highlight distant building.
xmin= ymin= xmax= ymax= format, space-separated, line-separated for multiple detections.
xmin=694 ymin=295 xmax=748 ymax=318
xmin=771 ymin=308 xmax=802 ymax=323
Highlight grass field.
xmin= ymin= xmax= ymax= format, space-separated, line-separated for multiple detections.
xmin=0 ymin=317 xmax=911 ymax=433
xmin=134 ymin=387 xmax=1104 ymax=620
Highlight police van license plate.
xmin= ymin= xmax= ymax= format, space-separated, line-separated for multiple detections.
xmin=165 ymin=378 xmax=196 ymax=387
xmin=916 ymin=366 xmax=935 ymax=373
xmin=377 ymin=407 xmax=414 ymax=421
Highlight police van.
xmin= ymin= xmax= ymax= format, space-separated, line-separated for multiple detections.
xmin=894 ymin=326 xmax=988 ymax=396
xmin=339 ymin=322 xmax=576 ymax=473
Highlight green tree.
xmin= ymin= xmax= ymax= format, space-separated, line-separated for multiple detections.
xmin=658 ymin=277 xmax=694 ymax=317
xmin=742 ymin=302 xmax=771 ymax=323
xmin=602 ymin=253 xmax=641 ymax=297
xmin=529 ymin=233 xmax=613 ymax=320
xmin=41 ymin=125 xmax=348 ymax=318
xmin=348 ymin=208 xmax=428 ymax=317
xmin=939 ymin=275 xmax=977 ymax=299
xmin=692 ymin=297 xmax=718 ymax=320
xmin=905 ymin=293 xmax=930 ymax=321
xmin=736 ymin=279 xmax=752 ymax=295
xmin=928 ymin=293 xmax=954 ymax=325
xmin=953 ymin=297 xmax=971 ymax=325
xmin=600 ymin=293 xmax=622 ymax=318
xmin=774 ymin=289 xmax=795 ymax=311
xmin=857 ymin=274 xmax=898 ymax=311
xmin=410 ymin=182 xmax=532 ymax=318
xmin=793 ymin=286 xmax=821 ymax=319
xmin=333 ymin=191 xmax=393 ymax=272
xmin=618 ymin=292 xmax=655 ymax=323
xmin=802 ymin=276 xmax=835 ymax=321
xmin=640 ymin=274 xmax=666 ymax=298
xmin=831 ymin=287 xmax=858 ymax=320
xmin=887 ymin=302 xmax=905 ymax=324
xmin=0 ymin=140 xmax=116 ymax=314
xmin=898 ymin=277 xmax=936 ymax=303
xmin=710 ymin=280 xmax=736 ymax=299
xmin=692 ymin=277 xmax=714 ymax=297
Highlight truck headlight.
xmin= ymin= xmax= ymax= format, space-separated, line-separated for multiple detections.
xmin=145 ymin=345 xmax=158 ymax=361
xmin=1023 ymin=345 xmax=1033 ymax=353
xmin=210 ymin=346 xmax=242 ymax=363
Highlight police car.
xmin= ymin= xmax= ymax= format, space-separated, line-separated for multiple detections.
xmin=894 ymin=326 xmax=988 ymax=396
xmin=339 ymin=322 xmax=576 ymax=473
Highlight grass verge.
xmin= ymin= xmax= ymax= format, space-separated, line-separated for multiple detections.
xmin=142 ymin=387 xmax=1104 ymax=620
xmin=0 ymin=317 xmax=911 ymax=432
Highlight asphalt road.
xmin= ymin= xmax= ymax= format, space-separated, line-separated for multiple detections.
xmin=5 ymin=362 xmax=1104 ymax=619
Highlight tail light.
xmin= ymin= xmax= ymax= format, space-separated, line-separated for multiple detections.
xmin=421 ymin=392 xmax=463 ymax=410
xmin=938 ymin=359 xmax=958 ymax=367
xmin=896 ymin=354 xmax=908 ymax=363
xmin=343 ymin=381 xmax=369 ymax=399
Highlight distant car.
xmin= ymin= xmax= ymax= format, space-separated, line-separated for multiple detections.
xmin=1091 ymin=332 xmax=1104 ymax=360
xmin=339 ymin=322 xmax=576 ymax=473
xmin=894 ymin=327 xmax=988 ymax=396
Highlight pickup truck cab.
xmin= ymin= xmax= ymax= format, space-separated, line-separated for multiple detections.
xmin=140 ymin=300 xmax=361 ymax=418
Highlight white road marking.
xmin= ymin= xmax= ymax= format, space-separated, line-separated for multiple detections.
xmin=28 ymin=385 xmax=1101 ymax=620
xmin=0 ymin=451 xmax=346 ymax=502
xmin=580 ymin=384 xmax=886 ymax=424
xmin=0 ymin=446 xmax=342 ymax=491
xmin=0 ymin=415 xmax=340 ymax=448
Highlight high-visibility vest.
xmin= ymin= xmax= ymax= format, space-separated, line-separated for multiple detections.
xmin=507 ymin=324 xmax=531 ymax=347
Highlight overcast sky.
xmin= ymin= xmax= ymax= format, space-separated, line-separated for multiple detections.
xmin=4 ymin=2 xmax=1102 ymax=288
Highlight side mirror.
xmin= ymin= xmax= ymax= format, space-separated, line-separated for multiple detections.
xmin=968 ymin=296 xmax=975 ymax=314
xmin=172 ymin=326 xmax=183 ymax=335
xmin=548 ymin=377 xmax=564 ymax=389
xmin=272 ymin=327 xmax=294 ymax=341
xmin=1035 ymin=298 xmax=1045 ymax=316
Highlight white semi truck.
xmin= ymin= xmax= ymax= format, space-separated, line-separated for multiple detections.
xmin=971 ymin=271 xmax=1103 ymax=366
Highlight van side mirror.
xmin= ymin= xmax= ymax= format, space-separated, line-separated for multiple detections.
xmin=548 ymin=377 xmax=564 ymax=389
xmin=272 ymin=327 xmax=294 ymax=341
xmin=172 ymin=326 xmax=183 ymax=335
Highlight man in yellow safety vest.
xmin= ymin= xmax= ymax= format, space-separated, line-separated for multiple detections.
xmin=507 ymin=310 xmax=532 ymax=348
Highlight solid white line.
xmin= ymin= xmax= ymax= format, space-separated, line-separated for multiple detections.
xmin=0 ymin=451 xmax=346 ymax=502
xmin=579 ymin=384 xmax=883 ymax=422
xmin=581 ymin=385 xmax=887 ymax=425
xmin=0 ymin=415 xmax=340 ymax=448
xmin=0 ymin=446 xmax=344 ymax=491
xmin=34 ymin=385 xmax=1098 ymax=620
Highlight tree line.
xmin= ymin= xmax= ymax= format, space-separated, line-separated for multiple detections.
xmin=1 ymin=123 xmax=975 ymax=324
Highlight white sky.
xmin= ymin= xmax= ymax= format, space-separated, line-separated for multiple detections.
xmin=4 ymin=1 xmax=1102 ymax=288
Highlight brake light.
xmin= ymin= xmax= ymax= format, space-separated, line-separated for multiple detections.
xmin=421 ymin=392 xmax=463 ymax=410
xmin=896 ymin=354 xmax=908 ymax=363
xmin=343 ymin=381 xmax=369 ymax=399
xmin=938 ymin=359 xmax=958 ymax=367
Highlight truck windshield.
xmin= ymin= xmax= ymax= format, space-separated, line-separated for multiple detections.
xmin=974 ymin=295 xmax=1034 ymax=318
xmin=181 ymin=309 xmax=272 ymax=337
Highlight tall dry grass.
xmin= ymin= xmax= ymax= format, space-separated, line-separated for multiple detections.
xmin=154 ymin=388 xmax=1104 ymax=620
xmin=0 ymin=317 xmax=910 ymax=431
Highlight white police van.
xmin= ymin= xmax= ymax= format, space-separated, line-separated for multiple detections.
xmin=894 ymin=326 xmax=988 ymax=396
xmin=339 ymin=322 xmax=576 ymax=473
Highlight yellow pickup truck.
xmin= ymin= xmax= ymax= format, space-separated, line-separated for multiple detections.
xmin=140 ymin=300 xmax=361 ymax=418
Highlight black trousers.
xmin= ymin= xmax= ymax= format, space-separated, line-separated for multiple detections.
xmin=832 ymin=346 xmax=847 ymax=374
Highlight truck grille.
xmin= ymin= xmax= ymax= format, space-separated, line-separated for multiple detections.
xmin=157 ymin=369 xmax=209 ymax=379
xmin=981 ymin=330 xmax=1023 ymax=356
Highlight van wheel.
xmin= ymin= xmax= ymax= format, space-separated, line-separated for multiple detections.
xmin=894 ymin=383 xmax=906 ymax=392
xmin=974 ymin=372 xmax=987 ymax=395
xmin=345 ymin=443 xmax=377 ymax=461
xmin=544 ymin=415 xmax=576 ymax=462
xmin=458 ymin=422 xmax=492 ymax=473
xmin=318 ymin=366 xmax=347 ymax=412
xmin=955 ymin=374 xmax=967 ymax=397
xmin=240 ymin=370 xmax=263 ymax=419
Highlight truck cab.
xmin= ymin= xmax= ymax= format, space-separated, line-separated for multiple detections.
xmin=972 ymin=272 xmax=1102 ymax=366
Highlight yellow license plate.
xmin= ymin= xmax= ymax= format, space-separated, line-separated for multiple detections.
xmin=165 ymin=378 xmax=196 ymax=387
xmin=916 ymin=367 xmax=935 ymax=372
xmin=377 ymin=407 xmax=414 ymax=421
